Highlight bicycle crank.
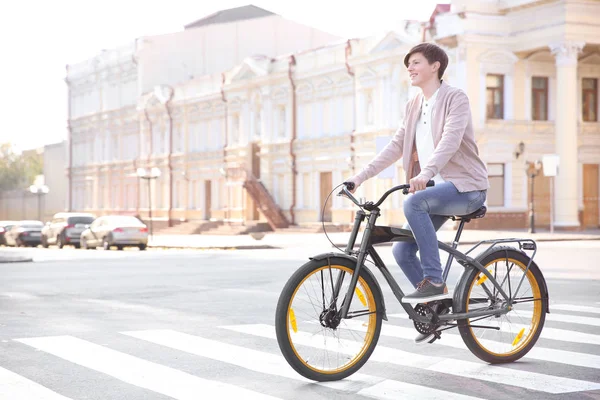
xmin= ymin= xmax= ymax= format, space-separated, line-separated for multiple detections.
xmin=413 ymin=302 xmax=450 ymax=335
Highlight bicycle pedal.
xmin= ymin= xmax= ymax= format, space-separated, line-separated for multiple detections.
xmin=427 ymin=331 xmax=442 ymax=344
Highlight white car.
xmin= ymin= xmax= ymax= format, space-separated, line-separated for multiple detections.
xmin=80 ymin=215 xmax=148 ymax=251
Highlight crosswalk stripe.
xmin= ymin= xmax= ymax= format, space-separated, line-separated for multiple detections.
xmin=123 ymin=329 xmax=491 ymax=399
xmin=0 ymin=366 xmax=72 ymax=400
xmin=222 ymin=324 xmax=600 ymax=394
xmin=123 ymin=329 xmax=493 ymax=399
xmin=358 ymin=379 xmax=485 ymax=400
xmin=387 ymin=314 xmax=600 ymax=345
xmin=551 ymin=304 xmax=600 ymax=315
xmin=15 ymin=336 xmax=281 ymax=400
xmin=337 ymin=319 xmax=600 ymax=370
xmin=122 ymin=329 xmax=382 ymax=390
xmin=389 ymin=311 xmax=600 ymax=328
xmin=546 ymin=313 xmax=600 ymax=327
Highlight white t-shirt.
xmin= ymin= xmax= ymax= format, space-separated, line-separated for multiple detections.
xmin=415 ymin=88 xmax=445 ymax=185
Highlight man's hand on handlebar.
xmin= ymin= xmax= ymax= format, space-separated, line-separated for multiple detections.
xmin=408 ymin=175 xmax=431 ymax=194
xmin=343 ymin=181 xmax=357 ymax=194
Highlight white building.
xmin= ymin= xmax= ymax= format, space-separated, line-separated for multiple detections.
xmin=66 ymin=1 xmax=600 ymax=232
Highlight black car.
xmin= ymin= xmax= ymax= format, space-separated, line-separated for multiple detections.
xmin=5 ymin=220 xmax=44 ymax=247
xmin=0 ymin=220 xmax=17 ymax=245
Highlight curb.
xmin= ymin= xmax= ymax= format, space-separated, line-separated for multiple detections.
xmin=148 ymin=244 xmax=280 ymax=251
xmin=342 ymin=236 xmax=600 ymax=248
xmin=0 ymin=257 xmax=33 ymax=263
xmin=145 ymin=234 xmax=600 ymax=251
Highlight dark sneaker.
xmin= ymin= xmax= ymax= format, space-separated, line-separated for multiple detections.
xmin=402 ymin=278 xmax=451 ymax=304
xmin=414 ymin=331 xmax=435 ymax=344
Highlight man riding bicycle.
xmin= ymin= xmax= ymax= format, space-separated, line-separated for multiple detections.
xmin=345 ymin=43 xmax=490 ymax=343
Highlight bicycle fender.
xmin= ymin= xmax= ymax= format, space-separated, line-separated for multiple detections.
xmin=310 ymin=252 xmax=388 ymax=321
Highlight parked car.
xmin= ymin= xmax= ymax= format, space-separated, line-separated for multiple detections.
xmin=80 ymin=215 xmax=148 ymax=251
xmin=0 ymin=221 xmax=17 ymax=246
xmin=5 ymin=220 xmax=44 ymax=247
xmin=41 ymin=212 xmax=95 ymax=249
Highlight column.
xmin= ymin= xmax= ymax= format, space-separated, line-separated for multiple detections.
xmin=549 ymin=41 xmax=585 ymax=229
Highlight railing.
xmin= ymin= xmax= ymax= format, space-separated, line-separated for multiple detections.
xmin=226 ymin=166 xmax=290 ymax=230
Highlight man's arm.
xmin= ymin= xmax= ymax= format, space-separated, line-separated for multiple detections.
xmin=350 ymin=102 xmax=409 ymax=187
xmin=418 ymin=91 xmax=470 ymax=181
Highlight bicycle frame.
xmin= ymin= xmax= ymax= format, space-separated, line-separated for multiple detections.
xmin=334 ymin=185 xmax=536 ymax=326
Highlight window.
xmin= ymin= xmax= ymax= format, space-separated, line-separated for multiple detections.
xmin=253 ymin=108 xmax=261 ymax=139
xmin=365 ymin=90 xmax=374 ymax=125
xmin=277 ymin=105 xmax=286 ymax=138
xmin=486 ymin=74 xmax=504 ymax=119
xmin=487 ymin=164 xmax=505 ymax=207
xmin=231 ymin=114 xmax=240 ymax=143
xmin=583 ymin=78 xmax=598 ymax=122
xmin=532 ymin=77 xmax=548 ymax=121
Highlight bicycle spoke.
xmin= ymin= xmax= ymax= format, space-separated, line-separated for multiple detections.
xmin=285 ymin=264 xmax=377 ymax=374
xmin=465 ymin=255 xmax=543 ymax=357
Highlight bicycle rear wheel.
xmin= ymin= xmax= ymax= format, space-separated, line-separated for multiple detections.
xmin=457 ymin=246 xmax=547 ymax=364
xmin=275 ymin=256 xmax=383 ymax=381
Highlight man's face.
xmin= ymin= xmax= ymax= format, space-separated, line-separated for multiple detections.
xmin=407 ymin=53 xmax=439 ymax=87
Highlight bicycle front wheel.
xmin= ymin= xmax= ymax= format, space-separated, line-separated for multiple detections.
xmin=457 ymin=246 xmax=547 ymax=364
xmin=275 ymin=256 xmax=383 ymax=381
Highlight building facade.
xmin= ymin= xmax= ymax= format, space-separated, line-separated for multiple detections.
xmin=65 ymin=1 xmax=600 ymax=231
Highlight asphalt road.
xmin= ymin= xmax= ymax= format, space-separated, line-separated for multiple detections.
xmin=0 ymin=241 xmax=599 ymax=400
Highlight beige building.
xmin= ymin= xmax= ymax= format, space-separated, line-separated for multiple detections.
xmin=65 ymin=1 xmax=600 ymax=232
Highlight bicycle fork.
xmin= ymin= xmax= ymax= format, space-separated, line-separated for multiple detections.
xmin=330 ymin=210 xmax=379 ymax=320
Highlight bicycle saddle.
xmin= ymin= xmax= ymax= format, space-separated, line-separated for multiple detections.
xmin=446 ymin=206 xmax=487 ymax=222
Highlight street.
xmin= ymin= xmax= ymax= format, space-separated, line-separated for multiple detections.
xmin=0 ymin=240 xmax=599 ymax=400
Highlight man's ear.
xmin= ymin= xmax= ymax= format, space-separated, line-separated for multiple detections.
xmin=432 ymin=61 xmax=440 ymax=73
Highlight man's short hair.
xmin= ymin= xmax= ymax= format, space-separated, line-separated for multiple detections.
xmin=404 ymin=43 xmax=449 ymax=80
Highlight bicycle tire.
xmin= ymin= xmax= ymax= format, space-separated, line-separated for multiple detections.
xmin=456 ymin=246 xmax=547 ymax=364
xmin=275 ymin=256 xmax=383 ymax=381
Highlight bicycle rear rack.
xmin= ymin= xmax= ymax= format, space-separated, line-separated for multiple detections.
xmin=463 ymin=238 xmax=538 ymax=307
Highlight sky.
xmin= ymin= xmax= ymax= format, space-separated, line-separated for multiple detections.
xmin=0 ymin=0 xmax=442 ymax=152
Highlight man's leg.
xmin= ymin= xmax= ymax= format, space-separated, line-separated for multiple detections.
xmin=401 ymin=182 xmax=486 ymax=303
xmin=391 ymin=215 xmax=449 ymax=288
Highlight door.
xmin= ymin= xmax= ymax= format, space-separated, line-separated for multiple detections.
xmin=320 ymin=172 xmax=332 ymax=222
xmin=205 ymin=181 xmax=212 ymax=220
xmin=583 ymin=164 xmax=599 ymax=228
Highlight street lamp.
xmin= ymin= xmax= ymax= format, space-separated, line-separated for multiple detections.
xmin=136 ymin=167 xmax=161 ymax=238
xmin=29 ymin=184 xmax=50 ymax=221
xmin=526 ymin=160 xmax=542 ymax=234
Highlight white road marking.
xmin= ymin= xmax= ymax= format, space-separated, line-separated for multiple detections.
xmin=0 ymin=366 xmax=72 ymax=400
xmin=387 ymin=313 xmax=600 ymax=345
xmin=358 ymin=379 xmax=486 ymax=400
xmin=338 ymin=319 xmax=600 ymax=370
xmin=222 ymin=324 xmax=600 ymax=394
xmin=16 ymin=335 xmax=281 ymax=400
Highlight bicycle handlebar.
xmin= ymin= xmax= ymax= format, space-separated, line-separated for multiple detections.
xmin=338 ymin=180 xmax=435 ymax=210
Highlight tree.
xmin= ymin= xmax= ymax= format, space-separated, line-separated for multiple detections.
xmin=0 ymin=143 xmax=43 ymax=191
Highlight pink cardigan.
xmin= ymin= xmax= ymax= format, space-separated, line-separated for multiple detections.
xmin=350 ymin=81 xmax=489 ymax=193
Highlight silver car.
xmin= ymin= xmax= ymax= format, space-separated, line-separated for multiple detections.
xmin=80 ymin=215 xmax=148 ymax=251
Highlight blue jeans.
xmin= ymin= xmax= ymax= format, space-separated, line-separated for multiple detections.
xmin=392 ymin=181 xmax=487 ymax=287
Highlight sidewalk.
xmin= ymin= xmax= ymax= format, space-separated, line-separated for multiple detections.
xmin=148 ymin=227 xmax=600 ymax=251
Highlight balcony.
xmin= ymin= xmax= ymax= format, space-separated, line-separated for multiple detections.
xmin=483 ymin=119 xmax=555 ymax=136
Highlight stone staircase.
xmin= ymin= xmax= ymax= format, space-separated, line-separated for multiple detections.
xmin=155 ymin=220 xmax=224 ymax=235
xmin=226 ymin=166 xmax=290 ymax=230
xmin=278 ymin=222 xmax=354 ymax=234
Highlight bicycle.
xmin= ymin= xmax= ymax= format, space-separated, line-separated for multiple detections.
xmin=275 ymin=181 xmax=549 ymax=382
